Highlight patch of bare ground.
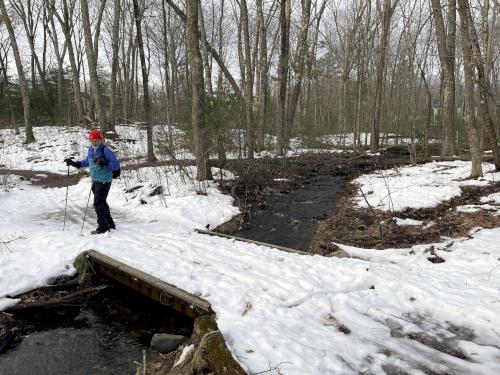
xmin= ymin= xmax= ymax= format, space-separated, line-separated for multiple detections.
xmin=311 ymin=180 xmax=500 ymax=252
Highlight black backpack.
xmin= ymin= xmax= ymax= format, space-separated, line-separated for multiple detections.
xmin=101 ymin=146 xmax=121 ymax=179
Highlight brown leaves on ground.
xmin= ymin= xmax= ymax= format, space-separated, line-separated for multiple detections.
xmin=311 ymin=181 xmax=500 ymax=251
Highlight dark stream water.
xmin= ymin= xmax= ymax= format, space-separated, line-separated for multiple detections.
xmin=234 ymin=174 xmax=345 ymax=250
xmin=0 ymin=283 xmax=193 ymax=375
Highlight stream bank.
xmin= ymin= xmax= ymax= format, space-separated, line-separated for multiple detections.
xmin=0 ymin=275 xmax=193 ymax=374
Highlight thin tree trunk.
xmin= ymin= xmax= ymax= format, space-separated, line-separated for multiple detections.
xmin=287 ymin=0 xmax=312 ymax=137
xmin=198 ymin=1 xmax=213 ymax=95
xmin=164 ymin=0 xmax=241 ymax=98
xmin=81 ymin=0 xmax=105 ymax=131
xmin=57 ymin=0 xmax=85 ymax=124
xmin=109 ymin=0 xmax=121 ymax=130
xmin=457 ymin=0 xmax=482 ymax=178
xmin=240 ymin=0 xmax=255 ymax=158
xmin=0 ymin=50 xmax=19 ymax=134
xmin=371 ymin=0 xmax=398 ymax=151
xmin=47 ymin=1 xmax=66 ymax=123
xmin=459 ymin=0 xmax=500 ymax=170
xmin=11 ymin=0 xmax=55 ymax=121
xmin=431 ymin=0 xmax=457 ymax=156
xmin=256 ymin=0 xmax=267 ymax=152
xmin=0 ymin=0 xmax=34 ymax=143
xmin=132 ymin=0 xmax=156 ymax=161
xmin=276 ymin=0 xmax=291 ymax=156
xmin=186 ymin=0 xmax=213 ymax=180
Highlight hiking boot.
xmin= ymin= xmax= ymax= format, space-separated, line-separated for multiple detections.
xmin=91 ymin=228 xmax=109 ymax=235
xmin=109 ymin=223 xmax=116 ymax=230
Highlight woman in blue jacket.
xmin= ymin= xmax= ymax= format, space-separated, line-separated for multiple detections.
xmin=65 ymin=129 xmax=120 ymax=234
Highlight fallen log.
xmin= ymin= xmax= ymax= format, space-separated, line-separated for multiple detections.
xmin=7 ymin=285 xmax=108 ymax=313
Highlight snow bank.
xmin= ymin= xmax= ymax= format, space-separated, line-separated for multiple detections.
xmin=353 ymin=161 xmax=500 ymax=212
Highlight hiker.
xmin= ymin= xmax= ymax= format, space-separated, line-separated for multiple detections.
xmin=64 ymin=129 xmax=120 ymax=235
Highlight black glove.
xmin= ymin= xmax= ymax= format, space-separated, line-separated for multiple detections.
xmin=93 ymin=157 xmax=109 ymax=166
xmin=64 ymin=158 xmax=81 ymax=168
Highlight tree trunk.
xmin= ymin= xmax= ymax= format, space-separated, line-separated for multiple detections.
xmin=287 ymin=0 xmax=312 ymax=137
xmin=186 ymin=0 xmax=213 ymax=180
xmin=371 ymin=0 xmax=398 ymax=151
xmin=58 ymin=0 xmax=85 ymax=125
xmin=276 ymin=0 xmax=291 ymax=156
xmin=431 ymin=0 xmax=457 ymax=156
xmin=256 ymin=0 xmax=267 ymax=152
xmin=0 ymin=50 xmax=19 ymax=135
xmin=109 ymin=0 xmax=121 ymax=130
xmin=164 ymin=0 xmax=241 ymax=98
xmin=239 ymin=0 xmax=255 ymax=158
xmin=198 ymin=1 xmax=213 ymax=95
xmin=457 ymin=0 xmax=482 ymax=178
xmin=81 ymin=0 xmax=105 ymax=131
xmin=0 ymin=0 xmax=34 ymax=143
xmin=459 ymin=0 xmax=500 ymax=170
xmin=47 ymin=1 xmax=65 ymax=123
xmin=132 ymin=0 xmax=156 ymax=162
xmin=11 ymin=0 xmax=55 ymax=121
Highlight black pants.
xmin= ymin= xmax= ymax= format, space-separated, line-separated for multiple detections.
xmin=92 ymin=181 xmax=115 ymax=231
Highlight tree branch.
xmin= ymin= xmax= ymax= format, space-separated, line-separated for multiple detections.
xmin=164 ymin=0 xmax=241 ymax=97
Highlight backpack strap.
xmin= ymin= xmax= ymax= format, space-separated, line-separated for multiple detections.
xmin=100 ymin=145 xmax=109 ymax=163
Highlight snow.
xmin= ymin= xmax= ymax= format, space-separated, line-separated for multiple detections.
xmin=456 ymin=204 xmax=499 ymax=214
xmin=480 ymin=193 xmax=500 ymax=205
xmin=394 ymin=217 xmax=422 ymax=226
xmin=353 ymin=161 xmax=500 ymax=212
xmin=173 ymin=344 xmax=195 ymax=367
xmin=1 ymin=127 xmax=500 ymax=374
xmin=319 ymin=132 xmax=438 ymax=147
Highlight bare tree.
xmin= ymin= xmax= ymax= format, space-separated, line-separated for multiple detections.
xmin=11 ymin=0 xmax=54 ymax=120
xmin=0 ymin=40 xmax=18 ymax=134
xmin=457 ymin=0 xmax=482 ymax=177
xmin=276 ymin=0 xmax=291 ymax=156
xmin=81 ymin=0 xmax=106 ymax=131
xmin=132 ymin=0 xmax=156 ymax=162
xmin=458 ymin=0 xmax=500 ymax=170
xmin=287 ymin=0 xmax=312 ymax=136
xmin=0 ymin=0 xmax=34 ymax=143
xmin=239 ymin=0 xmax=255 ymax=158
xmin=108 ymin=0 xmax=121 ymax=129
xmin=186 ymin=0 xmax=213 ymax=180
xmin=164 ymin=0 xmax=241 ymax=98
xmin=431 ymin=0 xmax=457 ymax=156
xmin=371 ymin=0 xmax=399 ymax=151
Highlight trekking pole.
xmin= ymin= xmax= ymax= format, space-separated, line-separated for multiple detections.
xmin=80 ymin=167 xmax=97 ymax=236
xmin=63 ymin=165 xmax=70 ymax=231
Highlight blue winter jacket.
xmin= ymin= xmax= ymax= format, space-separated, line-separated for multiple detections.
xmin=80 ymin=143 xmax=120 ymax=183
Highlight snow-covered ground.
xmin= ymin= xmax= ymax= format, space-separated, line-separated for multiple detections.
xmin=319 ymin=132 xmax=438 ymax=147
xmin=0 ymin=126 xmax=353 ymax=172
xmin=1 ymin=128 xmax=500 ymax=374
xmin=353 ymin=161 xmax=500 ymax=213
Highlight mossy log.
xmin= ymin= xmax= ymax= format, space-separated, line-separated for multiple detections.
xmin=167 ymin=316 xmax=246 ymax=375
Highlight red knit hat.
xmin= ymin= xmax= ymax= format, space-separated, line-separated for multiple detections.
xmin=88 ymin=129 xmax=103 ymax=140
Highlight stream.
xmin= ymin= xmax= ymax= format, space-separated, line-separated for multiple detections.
xmin=234 ymin=174 xmax=345 ymax=250
xmin=0 ymin=282 xmax=192 ymax=375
